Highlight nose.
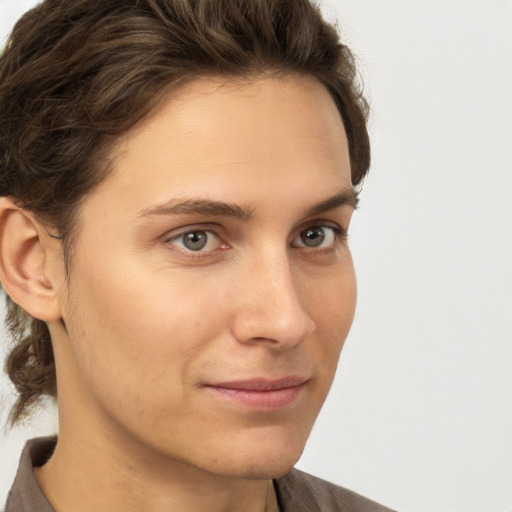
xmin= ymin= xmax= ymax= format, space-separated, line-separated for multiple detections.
xmin=229 ymin=251 xmax=315 ymax=349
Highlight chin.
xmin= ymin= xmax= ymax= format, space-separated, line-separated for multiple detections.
xmin=197 ymin=428 xmax=309 ymax=480
xmin=209 ymin=450 xmax=302 ymax=480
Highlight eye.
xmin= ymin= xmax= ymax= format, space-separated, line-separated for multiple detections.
xmin=167 ymin=230 xmax=221 ymax=252
xmin=293 ymin=226 xmax=339 ymax=248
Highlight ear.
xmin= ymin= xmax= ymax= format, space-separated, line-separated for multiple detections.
xmin=0 ymin=197 xmax=62 ymax=322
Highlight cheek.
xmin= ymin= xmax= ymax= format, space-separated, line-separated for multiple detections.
xmin=306 ymin=252 xmax=357 ymax=328
xmin=63 ymin=259 xmax=226 ymax=412
xmin=303 ymin=257 xmax=357 ymax=368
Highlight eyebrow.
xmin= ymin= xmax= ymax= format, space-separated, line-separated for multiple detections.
xmin=135 ymin=198 xmax=254 ymax=220
xmin=135 ymin=188 xmax=358 ymax=221
xmin=303 ymin=188 xmax=359 ymax=216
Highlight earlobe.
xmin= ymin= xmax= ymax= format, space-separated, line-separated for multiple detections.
xmin=0 ymin=197 xmax=62 ymax=322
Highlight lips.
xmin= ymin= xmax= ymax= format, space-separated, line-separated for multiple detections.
xmin=204 ymin=376 xmax=308 ymax=410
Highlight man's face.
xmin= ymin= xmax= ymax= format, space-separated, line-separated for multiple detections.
xmin=52 ymin=75 xmax=357 ymax=479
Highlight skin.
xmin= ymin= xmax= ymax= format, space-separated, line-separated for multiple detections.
xmin=1 ymin=74 xmax=357 ymax=512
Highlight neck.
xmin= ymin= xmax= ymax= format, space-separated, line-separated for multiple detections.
xmin=34 ymin=404 xmax=279 ymax=512
xmin=35 ymin=426 xmax=278 ymax=512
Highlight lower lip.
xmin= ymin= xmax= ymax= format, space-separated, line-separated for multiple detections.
xmin=205 ymin=384 xmax=305 ymax=410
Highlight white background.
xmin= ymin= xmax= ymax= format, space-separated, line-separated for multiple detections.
xmin=1 ymin=1 xmax=511 ymax=510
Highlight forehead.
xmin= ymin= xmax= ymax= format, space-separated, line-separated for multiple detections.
xmin=117 ymin=74 xmax=347 ymax=177
xmin=82 ymin=74 xmax=351 ymax=221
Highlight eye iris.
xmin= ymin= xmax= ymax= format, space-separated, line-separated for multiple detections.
xmin=301 ymin=227 xmax=325 ymax=247
xmin=183 ymin=231 xmax=208 ymax=251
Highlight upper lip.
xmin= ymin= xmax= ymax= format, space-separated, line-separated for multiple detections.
xmin=205 ymin=376 xmax=309 ymax=391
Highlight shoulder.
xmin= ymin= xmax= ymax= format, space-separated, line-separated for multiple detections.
xmin=4 ymin=437 xmax=56 ymax=512
xmin=274 ymin=468 xmax=396 ymax=512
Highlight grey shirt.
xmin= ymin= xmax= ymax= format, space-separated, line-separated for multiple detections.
xmin=5 ymin=437 xmax=396 ymax=512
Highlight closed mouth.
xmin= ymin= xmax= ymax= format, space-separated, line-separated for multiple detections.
xmin=203 ymin=376 xmax=308 ymax=409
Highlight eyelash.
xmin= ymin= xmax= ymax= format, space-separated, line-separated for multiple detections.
xmin=163 ymin=222 xmax=347 ymax=258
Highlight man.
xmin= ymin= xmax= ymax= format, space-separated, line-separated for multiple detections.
xmin=0 ymin=0 xmax=395 ymax=510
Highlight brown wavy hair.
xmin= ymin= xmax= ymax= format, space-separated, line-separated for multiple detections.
xmin=0 ymin=0 xmax=370 ymax=426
